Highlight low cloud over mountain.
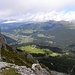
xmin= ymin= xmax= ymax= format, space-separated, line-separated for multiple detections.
xmin=2 ymin=11 xmax=75 ymax=23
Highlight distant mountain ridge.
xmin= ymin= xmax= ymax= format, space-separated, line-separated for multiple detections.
xmin=0 ymin=22 xmax=25 ymax=31
xmin=2 ymin=20 xmax=75 ymax=50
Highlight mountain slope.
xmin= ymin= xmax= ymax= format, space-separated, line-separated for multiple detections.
xmin=3 ymin=35 xmax=17 ymax=45
xmin=0 ymin=33 xmax=51 ymax=75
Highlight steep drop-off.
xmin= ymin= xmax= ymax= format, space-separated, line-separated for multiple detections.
xmin=0 ymin=33 xmax=51 ymax=75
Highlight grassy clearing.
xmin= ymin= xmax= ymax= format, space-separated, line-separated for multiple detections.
xmin=18 ymin=45 xmax=45 ymax=54
xmin=50 ymin=53 xmax=59 ymax=57
xmin=22 ymin=30 xmax=36 ymax=34
xmin=18 ymin=45 xmax=60 ymax=57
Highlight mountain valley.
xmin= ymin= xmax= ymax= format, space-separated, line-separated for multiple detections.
xmin=1 ymin=20 xmax=75 ymax=75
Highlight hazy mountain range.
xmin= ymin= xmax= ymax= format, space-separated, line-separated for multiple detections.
xmin=1 ymin=20 xmax=75 ymax=51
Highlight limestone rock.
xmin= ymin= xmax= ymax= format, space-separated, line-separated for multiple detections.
xmin=32 ymin=63 xmax=50 ymax=75
xmin=0 ymin=62 xmax=51 ymax=75
xmin=0 ymin=62 xmax=36 ymax=75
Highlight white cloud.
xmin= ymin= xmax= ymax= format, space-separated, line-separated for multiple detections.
xmin=28 ymin=11 xmax=75 ymax=21
xmin=0 ymin=0 xmax=75 ymax=22
xmin=3 ymin=20 xmax=18 ymax=23
xmin=2 ymin=11 xmax=75 ymax=23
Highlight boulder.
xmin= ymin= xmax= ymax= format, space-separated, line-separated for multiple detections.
xmin=32 ymin=63 xmax=50 ymax=75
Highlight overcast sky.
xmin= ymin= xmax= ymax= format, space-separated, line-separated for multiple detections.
xmin=0 ymin=0 xmax=75 ymax=22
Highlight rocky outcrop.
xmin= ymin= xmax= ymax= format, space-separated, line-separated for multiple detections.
xmin=0 ymin=62 xmax=51 ymax=75
xmin=0 ymin=62 xmax=70 ymax=75
xmin=32 ymin=63 xmax=50 ymax=75
xmin=0 ymin=62 xmax=35 ymax=75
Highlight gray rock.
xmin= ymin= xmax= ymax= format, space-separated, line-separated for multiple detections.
xmin=32 ymin=63 xmax=51 ymax=75
xmin=27 ymin=54 xmax=34 ymax=59
xmin=0 ymin=62 xmax=51 ymax=75
xmin=0 ymin=62 xmax=8 ymax=69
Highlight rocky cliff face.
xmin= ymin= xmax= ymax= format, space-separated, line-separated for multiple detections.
xmin=0 ymin=32 xmax=7 ymax=61
xmin=0 ymin=33 xmax=7 ymax=48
